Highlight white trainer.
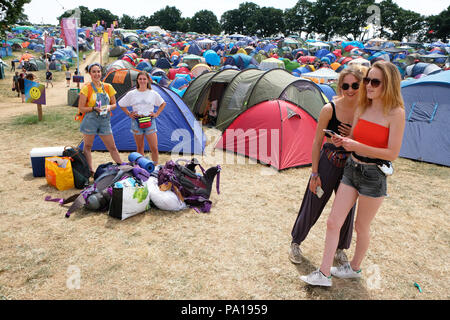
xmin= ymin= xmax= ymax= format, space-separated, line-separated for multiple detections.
xmin=300 ymin=269 xmax=332 ymax=287
xmin=330 ymin=262 xmax=362 ymax=279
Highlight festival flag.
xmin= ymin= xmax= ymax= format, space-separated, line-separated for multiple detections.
xmin=92 ymin=23 xmax=96 ymax=32
xmin=97 ymin=20 xmax=100 ymax=27
xmin=86 ymin=29 xmax=90 ymax=38
xmin=103 ymin=32 xmax=109 ymax=43
xmin=44 ymin=36 xmax=54 ymax=53
xmin=113 ymin=20 xmax=118 ymax=27
xmin=107 ymin=28 xmax=112 ymax=39
xmin=110 ymin=23 xmax=114 ymax=32
xmin=94 ymin=36 xmax=102 ymax=52
xmin=61 ymin=18 xmax=78 ymax=48
xmin=101 ymin=20 xmax=105 ymax=25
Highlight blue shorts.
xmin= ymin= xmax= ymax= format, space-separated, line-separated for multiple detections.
xmin=130 ymin=118 xmax=157 ymax=136
xmin=79 ymin=111 xmax=112 ymax=135
xmin=341 ymin=157 xmax=387 ymax=198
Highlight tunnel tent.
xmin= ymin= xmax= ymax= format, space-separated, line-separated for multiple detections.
xmin=216 ymin=68 xmax=326 ymax=131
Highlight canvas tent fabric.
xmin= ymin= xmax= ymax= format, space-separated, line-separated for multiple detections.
xmin=84 ymin=83 xmax=206 ymax=154
xmin=399 ymin=70 xmax=450 ymax=166
xmin=216 ymin=68 xmax=326 ymax=131
xmin=103 ymin=68 xmax=140 ymax=99
xmin=183 ymin=69 xmax=240 ymax=117
xmin=215 ymin=100 xmax=317 ymax=170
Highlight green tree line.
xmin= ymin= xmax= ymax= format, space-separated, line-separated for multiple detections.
xmin=8 ymin=1 xmax=449 ymax=42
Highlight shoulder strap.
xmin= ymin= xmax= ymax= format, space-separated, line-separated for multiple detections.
xmin=329 ymin=100 xmax=337 ymax=122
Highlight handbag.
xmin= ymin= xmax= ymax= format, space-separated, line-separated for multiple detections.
xmin=136 ymin=116 xmax=152 ymax=129
xmin=45 ymin=157 xmax=75 ymax=191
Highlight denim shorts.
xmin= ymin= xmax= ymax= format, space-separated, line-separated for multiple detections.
xmin=341 ymin=156 xmax=387 ymax=198
xmin=130 ymin=118 xmax=157 ymax=136
xmin=79 ymin=111 xmax=112 ymax=135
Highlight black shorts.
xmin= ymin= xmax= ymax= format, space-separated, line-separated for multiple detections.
xmin=341 ymin=157 xmax=387 ymax=198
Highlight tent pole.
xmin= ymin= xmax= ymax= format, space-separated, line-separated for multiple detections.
xmin=76 ymin=18 xmax=79 ymax=76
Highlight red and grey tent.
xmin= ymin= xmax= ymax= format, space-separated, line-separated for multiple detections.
xmin=215 ymin=100 xmax=317 ymax=170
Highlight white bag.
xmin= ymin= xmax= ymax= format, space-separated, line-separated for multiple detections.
xmin=109 ymin=177 xmax=151 ymax=220
xmin=146 ymin=177 xmax=187 ymax=211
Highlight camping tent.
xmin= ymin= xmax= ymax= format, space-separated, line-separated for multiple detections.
xmin=103 ymin=68 xmax=140 ymax=99
xmin=399 ymin=70 xmax=450 ymax=166
xmin=85 ymin=83 xmax=206 ymax=154
xmin=215 ymin=100 xmax=317 ymax=170
xmin=216 ymin=68 xmax=326 ymax=131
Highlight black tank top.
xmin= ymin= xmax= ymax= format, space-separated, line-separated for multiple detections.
xmin=325 ymin=101 xmax=352 ymax=138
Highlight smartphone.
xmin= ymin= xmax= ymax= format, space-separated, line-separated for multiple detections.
xmin=323 ymin=129 xmax=337 ymax=136
xmin=316 ymin=186 xmax=324 ymax=198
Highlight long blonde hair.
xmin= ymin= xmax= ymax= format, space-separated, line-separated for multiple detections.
xmin=335 ymin=65 xmax=368 ymax=97
xmin=358 ymin=60 xmax=404 ymax=115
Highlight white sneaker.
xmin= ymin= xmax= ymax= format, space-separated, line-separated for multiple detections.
xmin=334 ymin=249 xmax=349 ymax=265
xmin=300 ymin=269 xmax=332 ymax=287
xmin=289 ymin=242 xmax=302 ymax=264
xmin=330 ymin=262 xmax=362 ymax=279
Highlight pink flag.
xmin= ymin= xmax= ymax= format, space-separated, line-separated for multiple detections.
xmin=110 ymin=23 xmax=114 ymax=32
xmin=92 ymin=24 xmax=96 ymax=32
xmin=61 ymin=18 xmax=77 ymax=48
xmin=94 ymin=36 xmax=102 ymax=52
xmin=86 ymin=29 xmax=90 ymax=38
xmin=45 ymin=37 xmax=54 ymax=53
xmin=107 ymin=28 xmax=112 ymax=39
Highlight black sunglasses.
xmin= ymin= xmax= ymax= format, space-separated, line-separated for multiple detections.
xmin=341 ymin=82 xmax=360 ymax=90
xmin=363 ymin=77 xmax=382 ymax=88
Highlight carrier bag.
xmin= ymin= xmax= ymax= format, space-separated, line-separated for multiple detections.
xmin=45 ymin=156 xmax=75 ymax=191
xmin=109 ymin=177 xmax=151 ymax=220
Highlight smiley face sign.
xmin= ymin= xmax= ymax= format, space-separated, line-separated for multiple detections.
xmin=24 ymin=79 xmax=46 ymax=105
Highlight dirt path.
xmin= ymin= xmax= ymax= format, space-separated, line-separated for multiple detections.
xmin=0 ymin=43 xmax=109 ymax=118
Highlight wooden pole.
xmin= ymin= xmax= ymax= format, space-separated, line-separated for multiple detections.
xmin=37 ymin=104 xmax=43 ymax=121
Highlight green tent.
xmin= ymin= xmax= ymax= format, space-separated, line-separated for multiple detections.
xmin=216 ymin=68 xmax=326 ymax=131
xmin=182 ymin=69 xmax=240 ymax=117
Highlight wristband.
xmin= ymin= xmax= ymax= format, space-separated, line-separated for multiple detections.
xmin=311 ymin=172 xmax=320 ymax=178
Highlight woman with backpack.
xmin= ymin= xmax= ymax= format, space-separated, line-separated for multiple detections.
xmin=78 ymin=63 xmax=123 ymax=175
xmin=117 ymin=71 xmax=166 ymax=165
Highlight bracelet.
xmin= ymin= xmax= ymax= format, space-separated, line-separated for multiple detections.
xmin=311 ymin=172 xmax=320 ymax=178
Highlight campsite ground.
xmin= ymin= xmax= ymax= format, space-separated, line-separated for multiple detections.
xmin=0 ymin=48 xmax=449 ymax=301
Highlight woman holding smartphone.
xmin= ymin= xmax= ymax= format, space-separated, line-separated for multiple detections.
xmin=289 ymin=65 xmax=368 ymax=266
xmin=300 ymin=60 xmax=405 ymax=287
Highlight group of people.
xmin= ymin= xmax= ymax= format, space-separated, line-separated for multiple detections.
xmin=290 ymin=60 xmax=405 ymax=287
xmin=12 ymin=67 xmax=37 ymax=103
xmin=77 ymin=62 xmax=166 ymax=176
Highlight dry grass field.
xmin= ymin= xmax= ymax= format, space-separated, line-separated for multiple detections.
xmin=0 ymin=48 xmax=448 ymax=300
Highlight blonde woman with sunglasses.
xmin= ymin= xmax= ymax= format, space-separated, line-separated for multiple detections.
xmin=289 ymin=65 xmax=368 ymax=266
xmin=300 ymin=60 xmax=405 ymax=287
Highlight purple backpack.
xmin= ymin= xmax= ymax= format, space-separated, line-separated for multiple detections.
xmin=157 ymin=159 xmax=221 ymax=213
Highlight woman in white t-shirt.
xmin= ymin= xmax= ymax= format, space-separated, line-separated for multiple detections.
xmin=118 ymin=71 xmax=166 ymax=164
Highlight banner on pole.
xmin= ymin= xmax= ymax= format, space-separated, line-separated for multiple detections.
xmin=61 ymin=18 xmax=77 ymax=48
xmin=103 ymin=32 xmax=109 ymax=43
xmin=44 ymin=37 xmax=54 ymax=53
xmin=25 ymin=79 xmax=46 ymax=105
xmin=86 ymin=29 xmax=90 ymax=38
xmin=107 ymin=28 xmax=112 ymax=39
xmin=94 ymin=36 xmax=102 ymax=52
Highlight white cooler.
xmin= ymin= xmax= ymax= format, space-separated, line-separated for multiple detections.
xmin=30 ymin=147 xmax=65 ymax=177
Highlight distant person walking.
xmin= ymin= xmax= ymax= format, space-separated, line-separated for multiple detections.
xmin=46 ymin=70 xmax=53 ymax=88
xmin=65 ymin=68 xmax=71 ymax=87
xmin=12 ymin=72 xmax=20 ymax=97
xmin=10 ymin=60 xmax=15 ymax=72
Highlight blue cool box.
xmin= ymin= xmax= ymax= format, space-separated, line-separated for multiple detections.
xmin=30 ymin=147 xmax=65 ymax=177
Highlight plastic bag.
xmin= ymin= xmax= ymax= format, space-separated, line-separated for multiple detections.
xmin=45 ymin=157 xmax=75 ymax=191
xmin=146 ymin=177 xmax=187 ymax=211
xmin=109 ymin=177 xmax=151 ymax=220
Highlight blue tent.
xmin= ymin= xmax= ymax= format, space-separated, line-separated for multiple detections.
xmin=399 ymin=70 xmax=450 ymax=166
xmin=86 ymin=83 xmax=206 ymax=154
xmin=136 ymin=60 xmax=152 ymax=72
xmin=317 ymin=84 xmax=336 ymax=102
xmin=187 ymin=42 xmax=203 ymax=56
xmin=203 ymin=50 xmax=220 ymax=66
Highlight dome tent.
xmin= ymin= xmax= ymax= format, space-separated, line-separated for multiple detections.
xmin=215 ymin=100 xmax=317 ymax=170
xmin=83 ymin=83 xmax=206 ymax=154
